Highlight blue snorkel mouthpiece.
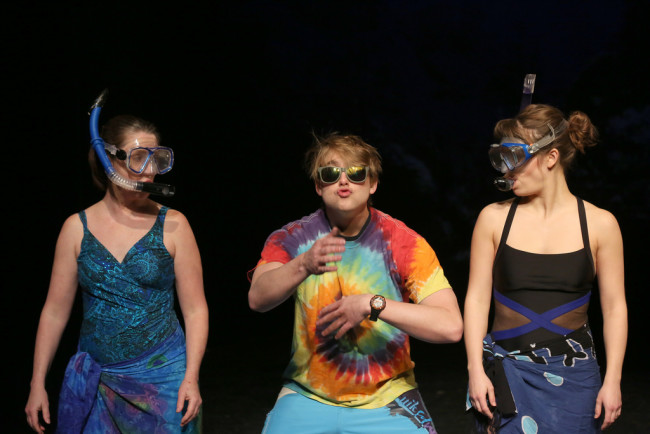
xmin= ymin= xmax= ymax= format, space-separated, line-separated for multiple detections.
xmin=493 ymin=74 xmax=536 ymax=192
xmin=88 ymin=89 xmax=175 ymax=197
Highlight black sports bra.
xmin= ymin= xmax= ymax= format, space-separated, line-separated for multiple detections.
xmin=491 ymin=197 xmax=595 ymax=347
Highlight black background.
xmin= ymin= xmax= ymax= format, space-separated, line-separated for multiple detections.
xmin=5 ymin=1 xmax=649 ymax=432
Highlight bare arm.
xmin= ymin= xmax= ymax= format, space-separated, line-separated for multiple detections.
xmin=248 ymin=227 xmax=345 ymax=312
xmin=591 ymin=209 xmax=627 ymax=430
xmin=25 ymin=215 xmax=81 ymax=433
xmin=167 ymin=210 xmax=209 ymax=426
xmin=317 ymin=288 xmax=462 ymax=343
xmin=464 ymin=205 xmax=500 ymax=418
xmin=378 ymin=288 xmax=462 ymax=343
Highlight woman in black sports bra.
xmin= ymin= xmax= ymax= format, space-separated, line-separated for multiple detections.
xmin=464 ymin=104 xmax=627 ymax=433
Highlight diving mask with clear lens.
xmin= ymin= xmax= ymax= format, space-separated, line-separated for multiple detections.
xmin=489 ymin=121 xmax=568 ymax=174
xmin=104 ymin=144 xmax=174 ymax=175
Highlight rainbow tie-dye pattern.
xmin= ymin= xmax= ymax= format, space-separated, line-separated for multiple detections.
xmin=258 ymin=208 xmax=450 ymax=408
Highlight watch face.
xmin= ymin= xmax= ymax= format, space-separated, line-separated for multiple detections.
xmin=371 ymin=296 xmax=385 ymax=309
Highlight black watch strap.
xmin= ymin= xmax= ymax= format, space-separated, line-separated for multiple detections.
xmin=369 ymin=295 xmax=386 ymax=321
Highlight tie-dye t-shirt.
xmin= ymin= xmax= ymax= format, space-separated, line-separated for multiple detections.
xmin=257 ymin=207 xmax=451 ymax=409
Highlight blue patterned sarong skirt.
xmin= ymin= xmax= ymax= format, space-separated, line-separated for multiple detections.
xmin=467 ymin=326 xmax=602 ymax=433
xmin=56 ymin=325 xmax=201 ymax=433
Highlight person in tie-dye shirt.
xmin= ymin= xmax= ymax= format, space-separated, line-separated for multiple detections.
xmin=249 ymin=133 xmax=463 ymax=434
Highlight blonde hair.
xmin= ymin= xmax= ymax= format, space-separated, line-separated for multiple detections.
xmin=304 ymin=132 xmax=382 ymax=184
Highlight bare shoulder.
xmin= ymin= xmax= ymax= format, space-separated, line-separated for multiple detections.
xmin=164 ymin=208 xmax=191 ymax=226
xmin=582 ymin=200 xmax=621 ymax=233
xmin=60 ymin=212 xmax=83 ymax=237
xmin=163 ymin=208 xmax=195 ymax=240
xmin=54 ymin=213 xmax=85 ymax=257
xmin=475 ymin=199 xmax=514 ymax=230
xmin=480 ymin=199 xmax=513 ymax=217
xmin=582 ymin=200 xmax=623 ymax=257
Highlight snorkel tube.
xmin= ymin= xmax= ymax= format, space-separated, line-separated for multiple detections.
xmin=89 ymin=89 xmax=176 ymax=197
xmin=519 ymin=73 xmax=536 ymax=113
xmin=493 ymin=74 xmax=536 ymax=192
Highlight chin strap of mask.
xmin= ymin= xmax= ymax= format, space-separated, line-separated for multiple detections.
xmin=493 ymin=74 xmax=536 ymax=192
xmin=89 ymin=89 xmax=175 ymax=197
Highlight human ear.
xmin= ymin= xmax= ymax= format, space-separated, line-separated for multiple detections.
xmin=369 ymin=179 xmax=378 ymax=195
xmin=546 ymin=148 xmax=560 ymax=169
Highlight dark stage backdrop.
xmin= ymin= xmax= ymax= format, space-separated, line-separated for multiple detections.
xmin=5 ymin=2 xmax=648 ymax=432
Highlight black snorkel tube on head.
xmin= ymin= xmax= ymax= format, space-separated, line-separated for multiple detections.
xmin=89 ymin=89 xmax=175 ymax=197
xmin=493 ymin=74 xmax=536 ymax=192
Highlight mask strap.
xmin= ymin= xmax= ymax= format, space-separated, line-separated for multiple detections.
xmin=528 ymin=120 xmax=568 ymax=154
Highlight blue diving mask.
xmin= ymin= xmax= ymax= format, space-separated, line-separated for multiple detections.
xmin=489 ymin=120 xmax=568 ymax=174
xmin=105 ymin=142 xmax=174 ymax=175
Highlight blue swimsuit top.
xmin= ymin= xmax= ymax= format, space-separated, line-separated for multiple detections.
xmin=77 ymin=206 xmax=179 ymax=364
xmin=491 ymin=197 xmax=595 ymax=348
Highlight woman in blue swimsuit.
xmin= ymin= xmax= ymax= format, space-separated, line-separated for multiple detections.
xmin=464 ymin=104 xmax=627 ymax=433
xmin=25 ymin=115 xmax=208 ymax=433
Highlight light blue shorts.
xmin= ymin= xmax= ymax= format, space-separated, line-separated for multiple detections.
xmin=262 ymin=387 xmax=437 ymax=434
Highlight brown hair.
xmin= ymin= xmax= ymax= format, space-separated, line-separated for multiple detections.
xmin=88 ymin=115 xmax=160 ymax=191
xmin=494 ymin=104 xmax=598 ymax=170
xmin=304 ymin=132 xmax=382 ymax=185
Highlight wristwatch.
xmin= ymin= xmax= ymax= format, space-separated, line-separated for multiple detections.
xmin=369 ymin=295 xmax=386 ymax=321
